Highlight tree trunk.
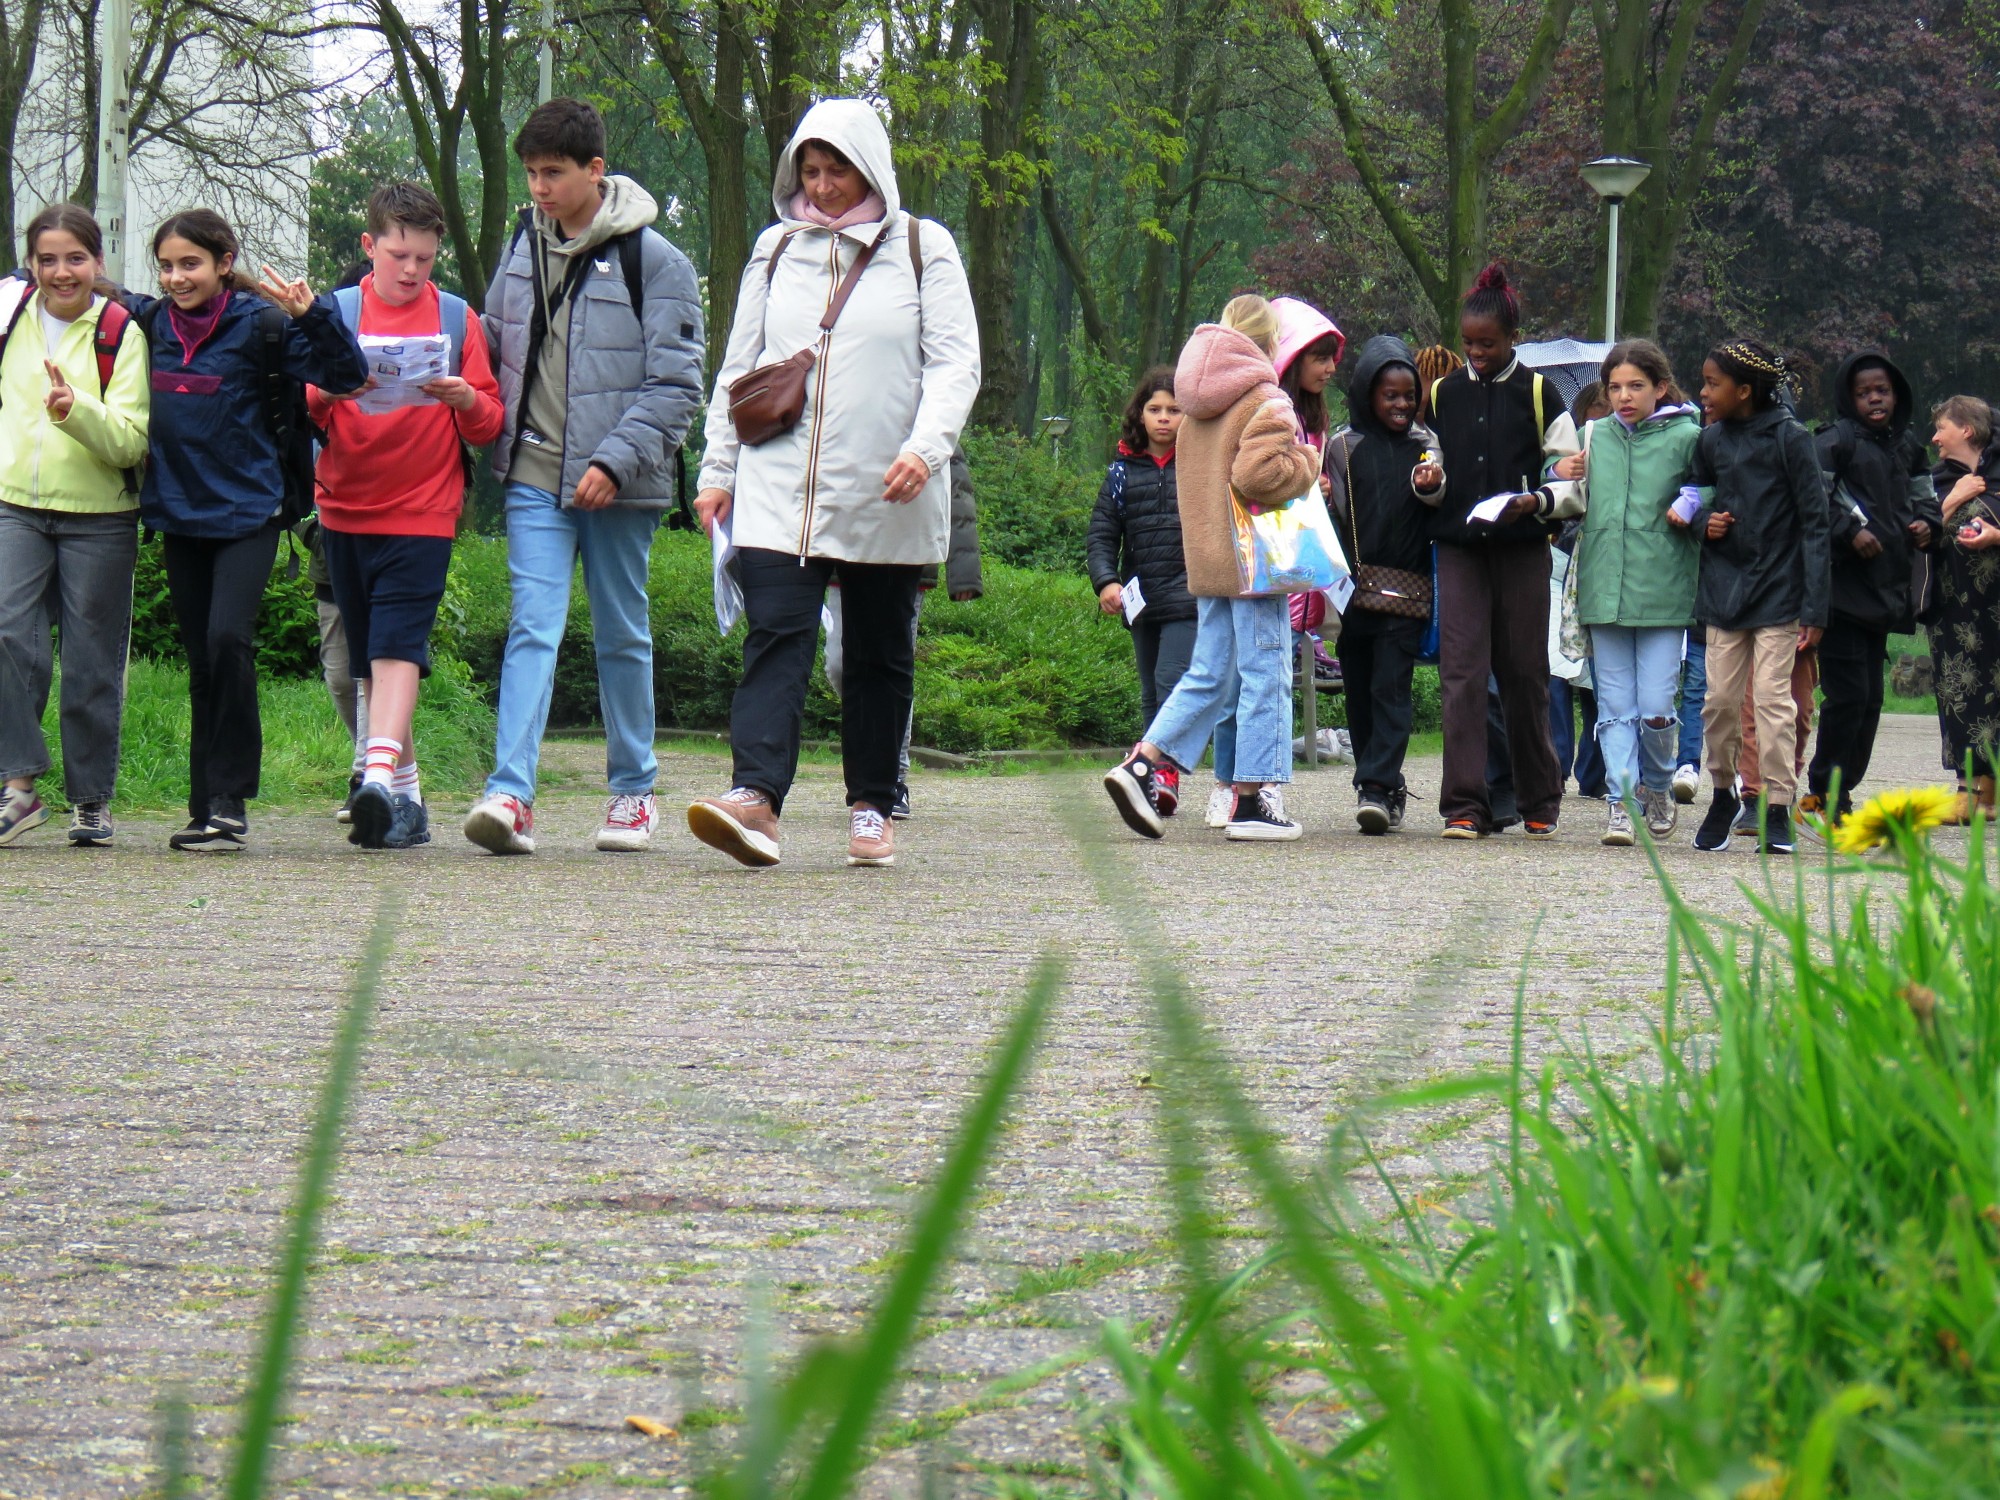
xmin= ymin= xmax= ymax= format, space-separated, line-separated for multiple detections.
xmin=966 ymin=0 xmax=1040 ymax=428
xmin=0 ymin=0 xmax=46 ymax=270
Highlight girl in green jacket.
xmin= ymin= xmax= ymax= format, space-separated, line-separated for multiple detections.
xmin=0 ymin=204 xmax=151 ymax=848
xmin=1550 ymin=339 xmax=1702 ymax=847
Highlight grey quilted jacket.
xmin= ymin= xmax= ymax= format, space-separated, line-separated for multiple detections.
xmin=483 ymin=177 xmax=706 ymax=507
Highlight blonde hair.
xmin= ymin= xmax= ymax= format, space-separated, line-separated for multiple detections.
xmin=1219 ymin=294 xmax=1278 ymax=356
xmin=1933 ymin=395 xmax=1994 ymax=450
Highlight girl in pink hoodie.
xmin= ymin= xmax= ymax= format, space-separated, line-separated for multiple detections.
xmin=1103 ymin=295 xmax=1324 ymax=842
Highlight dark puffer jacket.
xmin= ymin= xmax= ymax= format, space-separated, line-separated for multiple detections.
xmin=1817 ymin=351 xmax=1941 ymax=633
xmin=1086 ymin=444 xmax=1194 ymax=623
xmin=1691 ymin=405 xmax=1831 ymax=631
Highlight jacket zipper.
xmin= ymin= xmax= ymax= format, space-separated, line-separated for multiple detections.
xmin=796 ymin=234 xmax=840 ymax=558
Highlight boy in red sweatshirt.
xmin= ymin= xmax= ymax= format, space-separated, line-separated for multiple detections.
xmin=310 ymin=183 xmax=504 ymax=848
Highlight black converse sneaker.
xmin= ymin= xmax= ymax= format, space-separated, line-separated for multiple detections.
xmin=1227 ymin=786 xmax=1303 ymax=842
xmin=1104 ymin=750 xmax=1166 ymax=839
xmin=1762 ymin=804 xmax=1796 ymax=855
xmin=1693 ymin=787 xmax=1740 ymax=852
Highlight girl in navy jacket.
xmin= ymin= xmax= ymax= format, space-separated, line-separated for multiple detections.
xmin=135 ymin=209 xmax=366 ymax=851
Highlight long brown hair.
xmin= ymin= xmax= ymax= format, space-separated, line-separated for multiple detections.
xmin=1599 ymin=338 xmax=1685 ymax=405
xmin=150 ymin=209 xmax=262 ymax=293
xmin=1119 ymin=365 xmax=1177 ymax=453
xmin=1280 ymin=332 xmax=1341 ymax=442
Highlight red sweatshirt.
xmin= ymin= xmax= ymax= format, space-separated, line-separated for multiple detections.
xmin=308 ymin=277 xmax=504 ymax=538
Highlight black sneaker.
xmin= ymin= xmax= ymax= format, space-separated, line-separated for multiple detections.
xmin=1732 ymin=800 xmax=1759 ymax=839
xmin=1104 ymin=752 xmax=1166 ymax=839
xmin=1387 ymin=787 xmax=1407 ymax=829
xmin=1355 ymin=790 xmax=1391 ymax=836
xmin=168 ymin=818 xmax=211 ymax=851
xmin=67 ymin=800 xmax=114 ymax=847
xmin=336 ymin=771 xmax=363 ymax=825
xmin=1226 ymin=786 xmax=1303 ymax=842
xmin=348 ymin=780 xmax=394 ymax=848
xmin=381 ymin=795 xmax=431 ymax=849
xmin=174 ymin=817 xmax=245 ymax=853
xmin=890 ymin=784 xmax=912 ymax=821
xmin=1693 ymin=788 xmax=1740 ymax=852
xmin=1762 ymin=804 xmax=1795 ymax=855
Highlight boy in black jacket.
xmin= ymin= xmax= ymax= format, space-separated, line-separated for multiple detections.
xmin=1330 ymin=335 xmax=1445 ymax=833
xmin=1806 ymin=351 xmax=1941 ymax=822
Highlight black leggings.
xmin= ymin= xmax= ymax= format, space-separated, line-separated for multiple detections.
xmin=162 ymin=524 xmax=280 ymax=820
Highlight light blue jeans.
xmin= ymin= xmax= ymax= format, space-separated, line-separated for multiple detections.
xmin=1145 ymin=595 xmax=1292 ymax=784
xmin=1676 ymin=636 xmax=1707 ymax=768
xmin=1591 ymin=625 xmax=1683 ymax=798
xmin=487 ymin=483 xmax=660 ymax=802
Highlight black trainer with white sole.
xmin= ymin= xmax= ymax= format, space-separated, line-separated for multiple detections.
xmin=1693 ymin=789 xmax=1740 ymax=852
xmin=348 ymin=781 xmax=395 ymax=848
xmin=1104 ymin=755 xmax=1166 ymax=839
xmin=1227 ymin=786 xmax=1303 ymax=842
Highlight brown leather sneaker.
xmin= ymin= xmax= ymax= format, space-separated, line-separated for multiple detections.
xmin=846 ymin=805 xmax=895 ymax=867
xmin=687 ymin=787 xmax=781 ymax=867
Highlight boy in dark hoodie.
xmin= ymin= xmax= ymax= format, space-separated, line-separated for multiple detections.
xmin=1328 ymin=335 xmax=1445 ymax=833
xmin=1804 ymin=351 xmax=1941 ymax=822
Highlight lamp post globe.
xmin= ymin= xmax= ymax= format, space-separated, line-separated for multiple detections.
xmin=1581 ymin=156 xmax=1651 ymax=341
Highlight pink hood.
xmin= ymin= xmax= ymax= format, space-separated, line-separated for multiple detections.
xmin=1271 ymin=296 xmax=1346 ymax=380
xmin=1175 ymin=323 xmax=1283 ymax=421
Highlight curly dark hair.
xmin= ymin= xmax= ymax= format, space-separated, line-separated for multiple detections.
xmin=1118 ymin=365 xmax=1178 ymax=453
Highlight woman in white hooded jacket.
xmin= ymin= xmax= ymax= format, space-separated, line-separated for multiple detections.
xmin=689 ymin=99 xmax=981 ymax=871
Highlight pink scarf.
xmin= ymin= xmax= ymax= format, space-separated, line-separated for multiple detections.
xmin=789 ymin=189 xmax=887 ymax=231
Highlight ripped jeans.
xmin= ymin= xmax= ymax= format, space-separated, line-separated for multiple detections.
xmin=1590 ymin=625 xmax=1684 ymax=799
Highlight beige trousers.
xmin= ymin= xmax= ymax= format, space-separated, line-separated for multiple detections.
xmin=1705 ymin=623 xmax=1805 ymax=805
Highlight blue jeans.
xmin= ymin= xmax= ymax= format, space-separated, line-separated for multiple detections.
xmin=1677 ymin=636 xmax=1706 ymax=768
xmin=487 ymin=483 xmax=660 ymax=802
xmin=1591 ymin=625 xmax=1684 ymax=798
xmin=1145 ymin=595 xmax=1292 ymax=784
xmin=1547 ymin=678 xmax=1606 ymax=797
xmin=1212 ymin=710 xmax=1236 ymax=783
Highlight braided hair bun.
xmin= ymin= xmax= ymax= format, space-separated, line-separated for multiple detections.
xmin=1708 ymin=339 xmax=1792 ymax=410
xmin=1462 ymin=261 xmax=1521 ymax=336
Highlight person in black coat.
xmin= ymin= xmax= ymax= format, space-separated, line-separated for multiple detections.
xmin=1328 ymin=335 xmax=1445 ymax=833
xmin=1805 ymin=351 xmax=1941 ymax=818
xmin=1088 ymin=367 xmax=1195 ymax=802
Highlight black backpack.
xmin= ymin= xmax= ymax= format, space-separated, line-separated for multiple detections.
xmin=253 ymin=303 xmax=322 ymax=530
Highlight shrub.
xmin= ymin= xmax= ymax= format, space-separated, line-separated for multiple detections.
xmin=961 ymin=426 xmax=1100 ymax=574
xmin=131 ymin=536 xmax=326 ymax=681
xmin=39 ymin=655 xmax=495 ymax=813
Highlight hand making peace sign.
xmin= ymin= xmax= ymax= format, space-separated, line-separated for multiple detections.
xmin=43 ymin=359 xmax=73 ymax=421
xmin=257 ymin=264 xmax=315 ymax=318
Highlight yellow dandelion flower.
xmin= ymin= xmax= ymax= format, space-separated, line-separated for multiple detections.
xmin=1833 ymin=786 xmax=1959 ymax=855
xmin=1736 ymin=1456 xmax=1788 ymax=1500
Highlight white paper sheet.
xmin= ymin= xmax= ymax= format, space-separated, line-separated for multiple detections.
xmin=712 ymin=514 xmax=743 ymax=635
xmin=355 ymin=333 xmax=450 ymax=416
xmin=1121 ymin=575 xmax=1147 ymax=623
xmin=1468 ymin=492 xmax=1518 ymax=525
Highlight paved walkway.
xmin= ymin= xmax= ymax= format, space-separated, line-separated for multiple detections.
xmin=0 ymin=716 xmax=1958 ymax=1497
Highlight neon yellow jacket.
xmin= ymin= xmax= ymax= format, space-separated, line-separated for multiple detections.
xmin=0 ymin=291 xmax=151 ymax=514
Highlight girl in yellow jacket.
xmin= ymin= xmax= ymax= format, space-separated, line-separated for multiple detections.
xmin=0 ymin=204 xmax=151 ymax=847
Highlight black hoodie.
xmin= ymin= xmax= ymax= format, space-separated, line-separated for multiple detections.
xmin=1691 ymin=404 xmax=1832 ymax=631
xmin=1817 ymin=351 xmax=1941 ymax=632
xmin=1325 ymin=335 xmax=1443 ymax=581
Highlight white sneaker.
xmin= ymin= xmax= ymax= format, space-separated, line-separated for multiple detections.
xmin=595 ymin=792 xmax=658 ymax=852
xmin=1204 ymin=783 xmax=1234 ymax=829
xmin=1602 ymin=797 xmax=1635 ymax=847
xmin=464 ymin=793 xmax=535 ymax=855
xmin=1671 ymin=763 xmax=1701 ymax=805
xmin=1640 ymin=785 xmax=1679 ymax=841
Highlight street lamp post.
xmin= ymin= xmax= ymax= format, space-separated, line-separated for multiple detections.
xmin=1580 ymin=155 xmax=1651 ymax=342
xmin=97 ymin=0 xmax=131 ymax=283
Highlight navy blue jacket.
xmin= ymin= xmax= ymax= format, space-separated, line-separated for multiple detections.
xmin=133 ymin=290 xmax=367 ymax=538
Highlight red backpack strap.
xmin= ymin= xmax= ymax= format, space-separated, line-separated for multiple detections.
xmin=0 ymin=277 xmax=33 ymax=374
xmin=93 ymin=299 xmax=132 ymax=394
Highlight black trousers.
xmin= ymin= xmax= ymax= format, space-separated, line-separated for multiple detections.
xmin=732 ymin=547 xmax=921 ymax=815
xmin=1131 ymin=614 xmax=1197 ymax=730
xmin=1337 ymin=610 xmax=1425 ymax=795
xmin=1808 ymin=618 xmax=1888 ymax=810
xmin=162 ymin=523 xmax=281 ymax=821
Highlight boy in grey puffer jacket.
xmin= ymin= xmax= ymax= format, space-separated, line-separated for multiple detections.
xmin=463 ymin=97 xmax=705 ymax=858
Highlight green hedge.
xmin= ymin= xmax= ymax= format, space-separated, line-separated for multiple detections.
xmin=443 ymin=532 xmax=1141 ymax=753
xmin=959 ymin=427 xmax=1100 ymax=574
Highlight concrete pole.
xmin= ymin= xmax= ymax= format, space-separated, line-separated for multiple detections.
xmin=538 ymin=0 xmax=554 ymax=103
xmin=97 ymin=0 xmax=132 ymax=283
xmin=1604 ymin=197 xmax=1621 ymax=343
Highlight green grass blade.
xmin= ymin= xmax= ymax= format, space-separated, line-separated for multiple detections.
xmin=790 ymin=952 xmax=1060 ymax=1500
xmin=225 ymin=900 xmax=396 ymax=1500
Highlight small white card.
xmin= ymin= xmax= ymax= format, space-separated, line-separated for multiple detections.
xmin=1121 ymin=576 xmax=1147 ymax=623
xmin=1469 ymin=492 xmax=1517 ymax=525
xmin=1328 ymin=573 xmax=1356 ymax=615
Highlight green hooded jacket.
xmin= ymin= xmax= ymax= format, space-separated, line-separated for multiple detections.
xmin=1572 ymin=404 xmax=1705 ymax=629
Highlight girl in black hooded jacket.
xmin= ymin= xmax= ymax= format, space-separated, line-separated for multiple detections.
xmin=1088 ymin=367 xmax=1192 ymax=805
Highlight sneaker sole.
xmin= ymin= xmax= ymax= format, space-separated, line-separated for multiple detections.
xmin=349 ymin=785 xmax=395 ymax=849
xmin=1672 ymin=786 xmax=1698 ymax=805
xmin=595 ymin=829 xmax=655 ymax=852
xmin=1764 ymin=841 xmax=1796 ymax=855
xmin=1601 ymin=829 xmax=1636 ymax=847
xmin=67 ymin=828 xmax=114 ymax=847
xmin=0 ymin=808 xmax=50 ymax=845
xmin=464 ymin=805 xmax=534 ymax=856
xmin=1440 ymin=825 xmax=1484 ymax=840
xmin=175 ymin=833 xmax=244 ymax=853
xmin=1226 ymin=822 xmax=1303 ymax=842
xmin=846 ymin=851 xmax=896 ymax=867
xmin=1355 ymin=804 xmax=1391 ymax=835
xmin=1524 ymin=827 xmax=1559 ymax=841
xmin=1103 ymin=767 xmax=1165 ymax=839
xmin=686 ymin=803 xmax=781 ymax=867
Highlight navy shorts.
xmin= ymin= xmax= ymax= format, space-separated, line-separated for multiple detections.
xmin=321 ymin=530 xmax=453 ymax=678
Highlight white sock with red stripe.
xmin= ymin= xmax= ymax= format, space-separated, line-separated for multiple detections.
xmin=393 ymin=760 xmax=421 ymax=804
xmin=362 ymin=737 xmax=401 ymax=789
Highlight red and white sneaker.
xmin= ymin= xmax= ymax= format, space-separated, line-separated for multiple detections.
xmin=1154 ymin=765 xmax=1181 ymax=817
xmin=595 ymin=792 xmax=658 ymax=852
xmin=463 ymin=793 xmax=535 ymax=855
